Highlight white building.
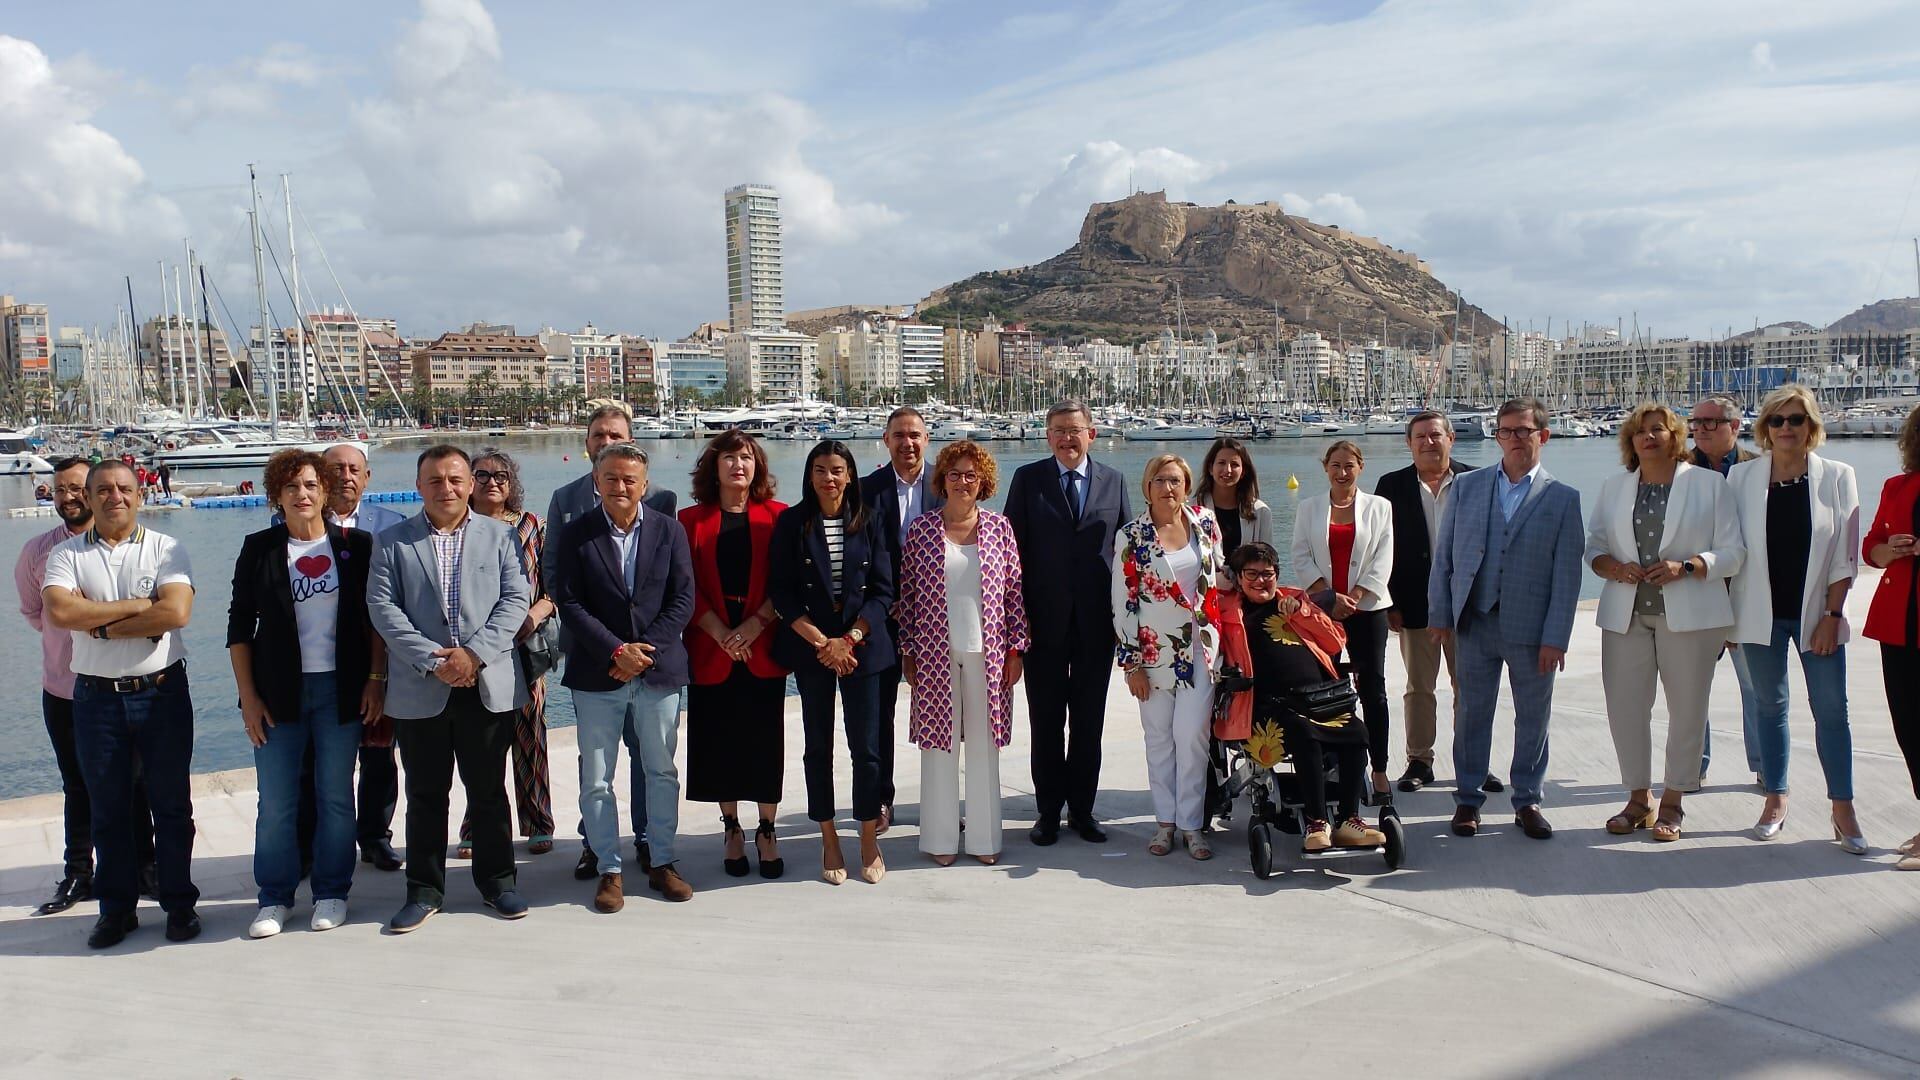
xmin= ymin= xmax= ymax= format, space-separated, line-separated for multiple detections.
xmin=726 ymin=328 xmax=817 ymax=402
xmin=657 ymin=339 xmax=727 ymax=398
xmin=896 ymin=322 xmax=944 ymax=389
xmin=1286 ymin=331 xmax=1333 ymax=399
xmin=725 ymin=184 xmax=785 ymax=332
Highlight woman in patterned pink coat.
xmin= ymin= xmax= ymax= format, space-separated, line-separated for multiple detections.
xmin=895 ymin=441 xmax=1030 ymax=864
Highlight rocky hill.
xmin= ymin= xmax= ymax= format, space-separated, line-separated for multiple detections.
xmin=917 ymin=191 xmax=1499 ymax=348
xmin=1828 ymin=297 xmax=1920 ymax=335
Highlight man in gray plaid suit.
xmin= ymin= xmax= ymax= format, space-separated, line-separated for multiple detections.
xmin=1428 ymin=397 xmax=1584 ymax=840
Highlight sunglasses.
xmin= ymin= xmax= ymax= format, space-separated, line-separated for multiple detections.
xmin=1765 ymin=413 xmax=1809 ymax=429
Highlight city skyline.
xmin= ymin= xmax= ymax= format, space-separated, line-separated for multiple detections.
xmin=5 ymin=1 xmax=1920 ymax=342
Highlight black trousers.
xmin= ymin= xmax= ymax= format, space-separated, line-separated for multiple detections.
xmin=72 ymin=666 xmax=199 ymax=917
xmin=1295 ymin=738 xmax=1368 ymax=824
xmin=874 ymin=660 xmax=902 ymax=810
xmin=794 ymin=665 xmax=884 ymax=823
xmin=1880 ymin=644 xmax=1920 ymax=798
xmin=44 ymin=691 xmax=154 ymax=880
xmin=395 ymin=688 xmax=515 ymax=907
xmin=1339 ymin=609 xmax=1392 ymax=775
xmin=1024 ymin=606 xmax=1114 ymax=823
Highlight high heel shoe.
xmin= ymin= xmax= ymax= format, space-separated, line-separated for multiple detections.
xmin=861 ymin=845 xmax=887 ymax=884
xmin=1752 ymin=811 xmax=1788 ymax=841
xmin=821 ymin=834 xmax=847 ymax=886
xmin=720 ymin=815 xmax=750 ymax=877
xmin=755 ymin=818 xmax=784 ymax=879
xmin=1832 ymin=819 xmax=1869 ymax=856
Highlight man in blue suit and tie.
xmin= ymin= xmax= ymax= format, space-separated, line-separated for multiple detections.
xmin=859 ymin=406 xmax=942 ymax=831
xmin=1428 ymin=397 xmax=1584 ymax=840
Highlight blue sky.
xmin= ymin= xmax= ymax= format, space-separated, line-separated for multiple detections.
xmin=4 ymin=0 xmax=1919 ymax=342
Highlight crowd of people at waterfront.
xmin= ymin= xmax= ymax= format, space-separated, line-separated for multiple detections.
xmin=15 ymin=390 xmax=1920 ymax=949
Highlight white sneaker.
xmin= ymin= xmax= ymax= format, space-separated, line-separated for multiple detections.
xmin=249 ymin=905 xmax=291 ymax=939
xmin=310 ymin=898 xmax=348 ymax=932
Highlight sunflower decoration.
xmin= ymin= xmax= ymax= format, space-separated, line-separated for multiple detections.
xmin=1245 ymin=719 xmax=1288 ymax=770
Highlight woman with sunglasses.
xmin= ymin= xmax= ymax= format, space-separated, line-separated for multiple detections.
xmin=455 ymin=448 xmax=557 ymax=858
xmin=1726 ymin=385 xmax=1865 ymax=852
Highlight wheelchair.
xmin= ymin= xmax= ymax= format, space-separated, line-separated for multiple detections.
xmin=1207 ymin=665 xmax=1405 ymax=879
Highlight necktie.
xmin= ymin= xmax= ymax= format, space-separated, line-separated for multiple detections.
xmin=1065 ymin=470 xmax=1083 ymax=519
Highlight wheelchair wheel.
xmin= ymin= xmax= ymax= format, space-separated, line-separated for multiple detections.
xmin=1249 ymin=822 xmax=1275 ymax=880
xmin=1382 ymin=815 xmax=1406 ymax=870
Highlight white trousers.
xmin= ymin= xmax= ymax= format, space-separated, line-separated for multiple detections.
xmin=919 ymin=651 xmax=1002 ymax=856
xmin=1139 ymin=667 xmax=1214 ymax=830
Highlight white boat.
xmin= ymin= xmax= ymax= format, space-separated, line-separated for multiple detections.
xmin=0 ymin=431 xmax=53 ymax=475
xmin=1122 ymin=419 xmax=1219 ymax=441
xmin=153 ymin=426 xmax=368 ymax=470
xmin=1363 ymin=414 xmax=1405 ymax=436
xmin=1449 ymin=413 xmax=1489 ymax=440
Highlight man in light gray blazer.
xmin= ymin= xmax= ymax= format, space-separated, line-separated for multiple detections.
xmin=1429 ymin=398 xmax=1584 ymax=841
xmin=367 ymin=445 xmax=531 ymax=934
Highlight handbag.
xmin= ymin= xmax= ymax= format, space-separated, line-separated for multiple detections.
xmin=518 ymin=614 xmax=562 ymax=683
xmin=1266 ymin=674 xmax=1366 ymax=744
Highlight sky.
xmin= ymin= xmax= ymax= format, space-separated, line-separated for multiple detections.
xmin=5 ymin=0 xmax=1920 ymax=343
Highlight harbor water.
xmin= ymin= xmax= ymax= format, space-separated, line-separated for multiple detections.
xmin=0 ymin=430 xmax=1903 ymax=798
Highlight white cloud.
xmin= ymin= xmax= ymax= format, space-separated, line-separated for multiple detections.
xmin=1009 ymin=140 xmax=1221 ymax=237
xmin=1281 ymin=192 xmax=1367 ymax=229
xmin=1751 ymin=41 xmax=1776 ymax=71
xmin=176 ymin=42 xmax=334 ymax=124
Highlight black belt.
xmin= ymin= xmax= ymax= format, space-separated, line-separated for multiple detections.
xmin=78 ymin=661 xmax=185 ymax=695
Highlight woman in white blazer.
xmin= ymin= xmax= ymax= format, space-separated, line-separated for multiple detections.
xmin=1726 ymin=384 xmax=1865 ymax=852
xmin=1586 ymin=404 xmax=1745 ymax=841
xmin=1196 ymin=438 xmax=1272 ymax=584
xmin=1291 ymin=440 xmax=1395 ymax=796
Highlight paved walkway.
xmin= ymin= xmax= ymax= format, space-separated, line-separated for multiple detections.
xmin=2 ymin=584 xmax=1917 ymax=1078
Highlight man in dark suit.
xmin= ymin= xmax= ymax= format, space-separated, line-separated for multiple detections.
xmin=1373 ymin=411 xmax=1482 ymax=793
xmin=1005 ymin=401 xmax=1131 ymax=845
xmin=543 ymin=403 xmax=677 ymax=880
xmin=859 ymin=405 xmax=942 ymax=831
xmin=550 ymin=443 xmax=696 ymax=909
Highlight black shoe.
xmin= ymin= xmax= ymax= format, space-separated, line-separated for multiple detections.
xmin=138 ymin=863 xmax=160 ymax=901
xmin=485 ymin=890 xmax=529 ymax=919
xmin=721 ymin=815 xmax=750 ymax=878
xmin=574 ymin=848 xmax=599 ymax=881
xmin=387 ymin=901 xmax=439 ymax=934
xmin=1068 ymin=816 xmax=1108 ymax=843
xmin=755 ymin=818 xmax=785 ymax=880
xmin=164 ymin=909 xmax=202 ymax=942
xmin=1029 ymin=820 xmax=1060 ymax=846
xmin=1482 ymin=774 xmax=1505 ymax=793
xmin=1396 ymin=762 xmax=1435 ymax=793
xmin=635 ymin=839 xmax=653 ymax=874
xmin=87 ymin=911 xmax=138 ymax=949
xmin=360 ymin=840 xmax=403 ymax=872
xmin=33 ymin=876 xmax=92 ymax=917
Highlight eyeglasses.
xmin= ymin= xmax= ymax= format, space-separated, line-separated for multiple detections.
xmin=1237 ymin=569 xmax=1278 ymax=583
xmin=1048 ymin=426 xmax=1090 ymax=438
xmin=472 ymin=469 xmax=511 ymax=485
xmin=944 ymin=470 xmax=980 ymax=484
xmin=1766 ymin=413 xmax=1809 ymax=429
xmin=1687 ymin=418 xmax=1730 ymax=431
xmin=1494 ymin=427 xmax=1540 ymax=442
xmin=1149 ymin=477 xmax=1187 ymax=488
xmin=52 ymin=484 xmax=88 ymax=497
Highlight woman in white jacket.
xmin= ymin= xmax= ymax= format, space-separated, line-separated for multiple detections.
xmin=1291 ymin=440 xmax=1395 ymax=797
xmin=1195 ymin=438 xmax=1272 ymax=584
xmin=1726 ymin=384 xmax=1865 ymax=852
xmin=1586 ymin=403 xmax=1744 ymax=841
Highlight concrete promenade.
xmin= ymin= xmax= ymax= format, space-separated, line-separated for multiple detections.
xmin=1 ymin=583 xmax=1917 ymax=1078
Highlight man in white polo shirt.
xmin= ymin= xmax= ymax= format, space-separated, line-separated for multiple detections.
xmin=42 ymin=459 xmax=201 ymax=950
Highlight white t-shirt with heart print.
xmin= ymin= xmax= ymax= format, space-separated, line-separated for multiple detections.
xmin=287 ymin=535 xmax=341 ymax=673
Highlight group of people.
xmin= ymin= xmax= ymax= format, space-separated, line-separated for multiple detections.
xmin=18 ymin=390 xmax=1920 ymax=950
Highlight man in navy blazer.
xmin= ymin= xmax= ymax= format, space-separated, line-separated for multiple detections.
xmin=1005 ymin=401 xmax=1132 ymax=844
xmin=551 ymin=443 xmax=696 ymax=909
xmin=859 ymin=406 xmax=943 ymax=830
xmin=1428 ymin=398 xmax=1584 ymax=840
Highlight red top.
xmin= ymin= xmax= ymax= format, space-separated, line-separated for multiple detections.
xmin=1328 ymin=521 xmax=1357 ymax=595
xmin=1862 ymin=472 xmax=1920 ymax=647
xmin=679 ymin=499 xmax=791 ymax=684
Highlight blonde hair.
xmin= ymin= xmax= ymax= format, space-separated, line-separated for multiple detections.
xmin=1616 ymin=402 xmax=1689 ymax=470
xmin=1140 ymin=453 xmax=1193 ymax=500
xmin=1321 ymin=440 xmax=1365 ymax=466
xmin=1754 ymin=383 xmax=1825 ymax=451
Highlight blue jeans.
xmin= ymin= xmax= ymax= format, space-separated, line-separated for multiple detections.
xmin=1452 ymin=616 xmax=1555 ymax=812
xmin=253 ymin=675 xmax=361 ymax=906
xmin=1741 ymin=617 xmax=1852 ymax=799
xmin=1701 ymin=643 xmax=1763 ymax=778
xmin=574 ymin=680 xmax=682 ymax=872
xmin=72 ymin=664 xmax=200 ymax=917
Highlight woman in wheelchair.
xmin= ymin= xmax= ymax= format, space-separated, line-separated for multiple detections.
xmin=1224 ymin=543 xmax=1385 ymax=852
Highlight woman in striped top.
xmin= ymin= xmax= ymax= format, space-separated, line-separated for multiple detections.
xmin=768 ymin=441 xmax=898 ymax=885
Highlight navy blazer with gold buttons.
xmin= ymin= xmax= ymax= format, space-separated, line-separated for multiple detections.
xmin=766 ymin=504 xmax=896 ymax=675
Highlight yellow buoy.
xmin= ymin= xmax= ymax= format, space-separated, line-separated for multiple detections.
xmin=1286 ymin=475 xmax=1299 ymax=490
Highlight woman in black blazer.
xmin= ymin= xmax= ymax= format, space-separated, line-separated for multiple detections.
xmin=227 ymin=449 xmax=386 ymax=938
xmin=768 ymin=441 xmax=896 ymax=886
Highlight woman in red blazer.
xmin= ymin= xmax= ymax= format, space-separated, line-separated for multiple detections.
xmin=679 ymin=430 xmax=790 ymax=879
xmin=1862 ymin=406 xmax=1920 ymax=868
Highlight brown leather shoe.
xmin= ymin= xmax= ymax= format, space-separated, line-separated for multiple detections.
xmin=648 ymin=864 xmax=693 ymax=902
xmin=1516 ymin=805 xmax=1554 ymax=840
xmin=1450 ymin=806 xmax=1481 ymax=836
xmin=594 ymin=872 xmax=625 ymax=913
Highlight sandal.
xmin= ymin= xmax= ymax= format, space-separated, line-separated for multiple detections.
xmin=454 ymin=841 xmax=473 ymax=860
xmin=527 ymin=834 xmax=554 ymax=855
xmin=1183 ymin=830 xmax=1213 ymax=861
xmin=1652 ymin=805 xmax=1685 ymax=843
xmin=755 ymin=818 xmax=785 ymax=879
xmin=721 ymin=815 xmax=750 ymax=877
xmin=1605 ymin=802 xmax=1654 ymax=836
xmin=1148 ymin=825 xmax=1175 ymax=856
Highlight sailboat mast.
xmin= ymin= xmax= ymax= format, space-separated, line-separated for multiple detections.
xmin=250 ymin=165 xmax=278 ymax=437
xmin=284 ymin=173 xmax=308 ymax=433
xmin=184 ymin=241 xmax=202 ymax=419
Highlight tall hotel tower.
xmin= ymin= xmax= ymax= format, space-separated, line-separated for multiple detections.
xmin=724 ymin=184 xmax=785 ymax=331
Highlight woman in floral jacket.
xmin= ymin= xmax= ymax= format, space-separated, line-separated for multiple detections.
xmin=895 ymin=441 xmax=1029 ymax=865
xmin=1111 ymin=453 xmax=1226 ymax=859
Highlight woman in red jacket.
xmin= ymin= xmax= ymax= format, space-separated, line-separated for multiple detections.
xmin=1861 ymin=404 xmax=1920 ymax=869
xmin=679 ymin=430 xmax=790 ymax=879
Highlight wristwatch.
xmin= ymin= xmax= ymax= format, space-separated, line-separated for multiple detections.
xmin=1827 ymin=610 xmax=1845 ymax=620
xmin=847 ymin=627 xmax=867 ymax=645
xmin=1680 ymin=558 xmax=1696 ymax=577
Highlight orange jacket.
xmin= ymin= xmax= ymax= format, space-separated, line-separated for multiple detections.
xmin=1213 ymin=589 xmax=1346 ymax=741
